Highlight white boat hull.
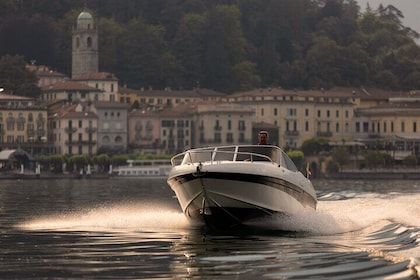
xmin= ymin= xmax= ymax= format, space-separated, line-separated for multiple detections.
xmin=167 ymin=147 xmax=317 ymax=228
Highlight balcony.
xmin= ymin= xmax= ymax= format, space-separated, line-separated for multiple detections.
xmin=317 ymin=131 xmax=333 ymax=137
xmin=36 ymin=129 xmax=46 ymax=137
xmin=285 ymin=130 xmax=300 ymax=137
xmin=85 ymin=127 xmax=97 ymax=133
xmin=65 ymin=140 xmax=97 ymax=145
xmin=65 ymin=127 xmax=77 ymax=133
xmin=214 ymin=125 xmax=222 ymax=131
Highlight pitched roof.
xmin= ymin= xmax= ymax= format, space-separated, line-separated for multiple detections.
xmin=119 ymin=87 xmax=226 ymax=98
xmin=0 ymin=92 xmax=34 ymax=101
xmin=42 ymin=81 xmax=102 ymax=92
xmin=72 ymin=72 xmax=118 ymax=81
xmin=94 ymin=101 xmax=129 ymax=109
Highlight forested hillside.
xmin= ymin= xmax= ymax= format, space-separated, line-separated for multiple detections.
xmin=0 ymin=0 xmax=419 ymax=94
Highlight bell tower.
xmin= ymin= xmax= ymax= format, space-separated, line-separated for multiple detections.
xmin=72 ymin=11 xmax=98 ymax=78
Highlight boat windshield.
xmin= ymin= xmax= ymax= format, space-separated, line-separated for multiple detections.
xmin=177 ymin=145 xmax=298 ymax=172
xmin=236 ymin=146 xmax=276 ymax=162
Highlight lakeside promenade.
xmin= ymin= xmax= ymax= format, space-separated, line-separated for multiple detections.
xmin=2 ymin=168 xmax=420 ymax=180
xmin=0 ymin=171 xmax=112 ymax=180
xmin=327 ymin=168 xmax=420 ymax=180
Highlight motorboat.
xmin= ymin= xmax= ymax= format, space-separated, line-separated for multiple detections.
xmin=167 ymin=145 xmax=317 ymax=228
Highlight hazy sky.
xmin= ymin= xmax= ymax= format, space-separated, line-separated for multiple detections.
xmin=357 ymin=0 xmax=420 ymax=34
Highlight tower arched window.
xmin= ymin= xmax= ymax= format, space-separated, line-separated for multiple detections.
xmin=87 ymin=37 xmax=92 ymax=48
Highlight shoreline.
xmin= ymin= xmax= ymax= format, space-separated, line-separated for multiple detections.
xmin=326 ymin=170 xmax=420 ymax=180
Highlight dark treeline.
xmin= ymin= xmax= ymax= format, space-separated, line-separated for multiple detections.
xmin=1 ymin=0 xmax=420 ymax=94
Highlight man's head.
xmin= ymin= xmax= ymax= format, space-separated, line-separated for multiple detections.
xmin=258 ymin=131 xmax=268 ymax=145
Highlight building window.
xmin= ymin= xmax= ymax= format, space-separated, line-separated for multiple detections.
xmin=226 ymin=133 xmax=233 ymax=143
xmin=327 ymin=110 xmax=330 ymax=118
xmin=363 ymin=122 xmax=369 ymax=133
xmin=274 ymin=108 xmax=278 ymax=116
xmin=401 ymin=121 xmax=405 ymax=133
xmin=214 ymin=133 xmax=221 ymax=143
xmin=305 ymin=121 xmax=309 ymax=132
xmin=356 ymin=122 xmax=360 ymax=133
xmin=305 ymin=109 xmax=309 ymax=117
xmin=413 ymin=122 xmax=417 ymax=133
xmin=287 ymin=108 xmax=297 ymax=116
xmin=336 ymin=123 xmax=339 ymax=133
xmin=317 ymin=110 xmax=321 ymax=118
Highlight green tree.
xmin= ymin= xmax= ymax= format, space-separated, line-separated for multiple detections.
xmin=69 ymin=154 xmax=89 ymax=172
xmin=306 ymin=37 xmax=341 ymax=89
xmin=363 ymin=151 xmax=384 ymax=168
xmin=119 ymin=19 xmax=182 ymax=89
xmin=98 ymin=17 xmax=125 ymax=74
xmin=231 ymin=61 xmax=261 ymax=91
xmin=287 ymin=150 xmax=304 ymax=170
xmin=403 ymin=155 xmax=417 ymax=167
xmin=0 ymin=54 xmax=41 ymax=97
xmin=202 ymin=5 xmax=247 ymax=92
xmin=92 ymin=154 xmax=110 ymax=173
xmin=301 ymin=138 xmax=329 ymax=156
xmin=331 ymin=146 xmax=350 ymax=170
xmin=172 ymin=13 xmax=206 ymax=89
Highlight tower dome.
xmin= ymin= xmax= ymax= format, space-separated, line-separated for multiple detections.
xmin=77 ymin=11 xmax=94 ymax=29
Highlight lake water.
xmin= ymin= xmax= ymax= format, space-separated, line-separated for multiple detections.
xmin=0 ymin=178 xmax=419 ymax=279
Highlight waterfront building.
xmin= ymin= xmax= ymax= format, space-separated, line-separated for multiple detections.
xmin=73 ymin=72 xmax=119 ymax=102
xmin=354 ymin=91 xmax=420 ymax=159
xmin=40 ymin=80 xmax=103 ymax=102
xmin=224 ymin=87 xmax=357 ymax=148
xmin=128 ymin=104 xmax=194 ymax=155
xmin=92 ymin=101 xmax=129 ymax=154
xmin=194 ymin=102 xmax=254 ymax=147
xmin=118 ymin=87 xmax=225 ymax=108
xmin=0 ymin=92 xmax=50 ymax=155
xmin=26 ymin=63 xmax=68 ymax=88
xmin=48 ymin=101 xmax=98 ymax=155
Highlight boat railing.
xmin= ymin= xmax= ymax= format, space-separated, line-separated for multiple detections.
xmin=171 ymin=148 xmax=275 ymax=166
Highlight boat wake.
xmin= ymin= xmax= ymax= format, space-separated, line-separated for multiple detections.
xmin=18 ymin=202 xmax=189 ymax=232
xmin=251 ymin=192 xmax=420 ymax=275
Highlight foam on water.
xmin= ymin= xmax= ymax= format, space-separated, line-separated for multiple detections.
xmin=263 ymin=193 xmax=420 ymax=235
xmin=19 ymin=202 xmax=189 ymax=232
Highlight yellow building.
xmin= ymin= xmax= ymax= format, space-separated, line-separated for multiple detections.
xmin=0 ymin=92 xmax=50 ymax=155
xmin=355 ymin=93 xmax=420 ymax=158
xmin=225 ymin=87 xmax=358 ymax=148
xmin=118 ymin=87 xmax=225 ymax=108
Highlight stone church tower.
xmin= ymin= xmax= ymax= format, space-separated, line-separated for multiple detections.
xmin=72 ymin=11 xmax=98 ymax=78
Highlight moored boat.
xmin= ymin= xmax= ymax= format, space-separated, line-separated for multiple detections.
xmin=167 ymin=145 xmax=317 ymax=228
xmin=116 ymin=159 xmax=171 ymax=177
